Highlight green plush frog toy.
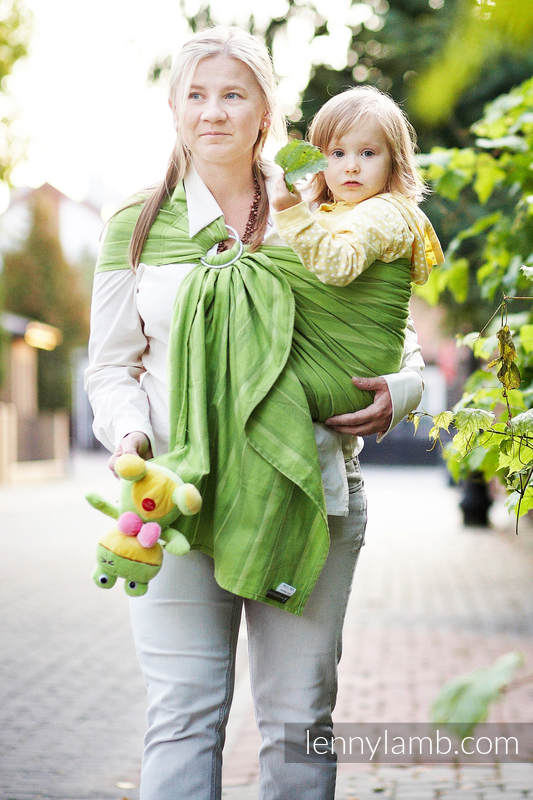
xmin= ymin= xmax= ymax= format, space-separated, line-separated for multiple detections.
xmin=85 ymin=453 xmax=202 ymax=596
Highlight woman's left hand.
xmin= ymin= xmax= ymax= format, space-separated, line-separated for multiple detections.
xmin=268 ymin=170 xmax=302 ymax=212
xmin=325 ymin=376 xmax=393 ymax=436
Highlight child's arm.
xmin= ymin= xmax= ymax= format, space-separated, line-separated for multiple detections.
xmin=269 ymin=174 xmax=411 ymax=287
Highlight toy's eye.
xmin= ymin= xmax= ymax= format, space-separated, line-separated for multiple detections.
xmin=142 ymin=498 xmax=156 ymax=511
xmin=128 ymin=581 xmax=137 ymax=590
xmin=98 ymin=575 xmax=109 ymax=585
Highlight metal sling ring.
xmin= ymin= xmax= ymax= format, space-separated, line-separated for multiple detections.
xmin=199 ymin=225 xmax=243 ymax=268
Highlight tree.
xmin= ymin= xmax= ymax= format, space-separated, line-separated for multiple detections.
xmin=0 ymin=0 xmax=32 ymax=185
xmin=177 ymin=0 xmax=533 ymax=154
xmin=174 ymin=0 xmax=533 ymax=257
xmin=411 ymin=75 xmax=533 ymax=519
xmin=2 ymin=189 xmax=89 ymax=409
xmin=412 ymin=0 xmax=533 ymax=123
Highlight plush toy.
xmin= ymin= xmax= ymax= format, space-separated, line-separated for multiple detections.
xmin=85 ymin=453 xmax=202 ymax=596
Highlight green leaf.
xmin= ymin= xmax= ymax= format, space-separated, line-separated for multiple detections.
xmin=509 ymin=409 xmax=533 ymax=436
xmin=407 ymin=411 xmax=421 ymax=435
xmin=464 ymin=444 xmax=491 ymax=472
xmin=452 ymin=408 xmax=495 ymax=456
xmin=473 ymin=155 xmax=506 ymax=204
xmin=443 ymin=443 xmax=463 ymax=483
xmin=519 ymin=325 xmax=533 ymax=354
xmin=474 ymin=334 xmax=498 ymax=360
xmin=447 ymin=258 xmax=469 ymax=302
xmin=509 ymin=112 xmax=533 ymax=133
xmin=452 ymin=391 xmax=478 ymax=413
xmin=498 ymin=361 xmax=521 ymax=390
xmin=416 ymin=150 xmax=451 ymax=169
xmin=474 ymin=92 xmax=523 ymax=130
xmin=470 ymin=387 xmax=526 ymax=415
xmin=521 ymin=265 xmax=533 ymax=280
xmin=456 ymin=332 xmax=479 ymax=350
xmin=498 ymin=436 xmax=533 ymax=475
xmin=447 ymin=213 xmax=501 ymax=257
xmin=428 ymin=411 xmax=454 ymax=449
xmin=274 ymin=141 xmax=328 ymax=192
xmin=434 ymin=169 xmax=470 ymax=200
xmin=431 ymin=652 xmax=524 ymax=740
xmin=475 ymin=136 xmax=528 ymax=152
xmin=433 ymin=411 xmax=454 ymax=432
xmin=460 ymin=444 xmax=500 ymax=482
xmin=506 ymin=486 xmax=533 ymax=519
xmin=414 ymin=265 xmax=445 ymax=305
xmin=488 ymin=325 xmax=521 ymax=390
xmin=454 ymin=407 xmax=495 ymax=433
xmin=477 ymin=445 xmax=501 ymax=482
xmin=457 ymin=335 xmax=499 ymax=362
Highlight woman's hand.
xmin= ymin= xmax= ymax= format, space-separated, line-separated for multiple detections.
xmin=269 ymin=170 xmax=302 ymax=212
xmin=325 ymin=377 xmax=393 ymax=436
xmin=108 ymin=431 xmax=153 ymax=478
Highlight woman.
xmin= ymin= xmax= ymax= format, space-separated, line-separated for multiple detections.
xmin=85 ymin=26 xmax=424 ymax=800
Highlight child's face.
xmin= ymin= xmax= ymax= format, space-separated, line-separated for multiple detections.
xmin=323 ymin=117 xmax=392 ymax=205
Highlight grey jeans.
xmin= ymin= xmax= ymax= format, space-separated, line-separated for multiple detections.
xmin=129 ymin=457 xmax=367 ymax=800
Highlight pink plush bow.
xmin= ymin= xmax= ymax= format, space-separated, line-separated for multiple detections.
xmin=117 ymin=512 xmax=161 ymax=548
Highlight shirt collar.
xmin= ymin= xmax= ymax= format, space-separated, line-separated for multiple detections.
xmin=173 ymin=162 xmax=279 ymax=243
xmin=173 ymin=163 xmax=224 ymax=238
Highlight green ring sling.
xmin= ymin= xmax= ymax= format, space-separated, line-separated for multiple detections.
xmin=95 ymin=185 xmax=412 ymax=614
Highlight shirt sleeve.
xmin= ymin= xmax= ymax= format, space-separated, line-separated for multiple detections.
xmin=377 ymin=315 xmax=424 ymax=441
xmin=84 ymin=268 xmax=155 ymax=454
xmin=272 ymin=198 xmax=413 ymax=287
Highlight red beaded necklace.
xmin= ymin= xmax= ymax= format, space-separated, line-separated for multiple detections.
xmin=217 ymin=176 xmax=261 ymax=253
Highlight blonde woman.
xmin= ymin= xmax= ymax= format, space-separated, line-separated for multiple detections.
xmin=86 ymin=26 xmax=426 ymax=800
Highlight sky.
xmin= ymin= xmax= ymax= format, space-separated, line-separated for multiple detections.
xmin=5 ymin=0 xmax=190 ymax=212
xmin=4 ymin=0 xmax=367 ymax=216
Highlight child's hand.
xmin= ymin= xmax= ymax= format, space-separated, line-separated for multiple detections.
xmin=268 ymin=169 xmax=302 ymax=212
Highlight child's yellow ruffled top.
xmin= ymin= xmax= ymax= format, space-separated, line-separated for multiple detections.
xmin=272 ymin=192 xmax=444 ymax=286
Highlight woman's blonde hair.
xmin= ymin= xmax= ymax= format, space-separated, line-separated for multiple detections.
xmin=306 ymin=85 xmax=427 ymax=207
xmin=127 ymin=26 xmax=286 ymax=268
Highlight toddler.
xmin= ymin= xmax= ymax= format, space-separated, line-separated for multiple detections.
xmin=270 ymin=85 xmax=443 ymax=288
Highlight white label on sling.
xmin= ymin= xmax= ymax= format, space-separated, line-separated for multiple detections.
xmin=276 ymin=582 xmax=296 ymax=597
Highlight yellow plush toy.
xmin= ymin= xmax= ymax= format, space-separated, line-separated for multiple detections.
xmin=85 ymin=454 xmax=202 ymax=596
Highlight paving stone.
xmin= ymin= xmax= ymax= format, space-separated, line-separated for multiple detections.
xmin=436 ymin=795 xmax=482 ymax=800
xmin=481 ymin=794 xmax=526 ymax=800
xmin=1 ymin=454 xmax=533 ymax=799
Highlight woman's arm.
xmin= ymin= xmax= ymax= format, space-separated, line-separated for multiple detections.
xmin=324 ymin=316 xmax=424 ymax=436
xmin=84 ymin=268 xmax=156 ymax=470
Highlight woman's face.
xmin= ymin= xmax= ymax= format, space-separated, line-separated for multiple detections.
xmin=181 ymin=54 xmax=266 ymax=171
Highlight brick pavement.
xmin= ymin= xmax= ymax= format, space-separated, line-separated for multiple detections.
xmin=1 ymin=452 xmax=533 ymax=799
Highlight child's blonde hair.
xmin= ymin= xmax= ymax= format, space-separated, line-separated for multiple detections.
xmin=307 ymin=85 xmax=427 ymax=207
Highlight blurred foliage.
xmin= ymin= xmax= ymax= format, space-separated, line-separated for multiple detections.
xmin=2 ymin=190 xmax=89 ymax=409
xmin=431 ymin=651 xmax=524 ymax=739
xmin=412 ymin=0 xmax=533 ymax=123
xmin=410 ymin=76 xmax=533 ymax=527
xmin=174 ymin=0 xmax=533 ymax=267
xmin=177 ymin=0 xmax=533 ymax=152
xmin=416 ymin=76 xmax=533 ymax=317
xmin=0 ymin=0 xmax=32 ymax=185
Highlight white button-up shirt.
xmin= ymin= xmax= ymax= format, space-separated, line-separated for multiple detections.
xmin=84 ymin=166 xmax=424 ymax=516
